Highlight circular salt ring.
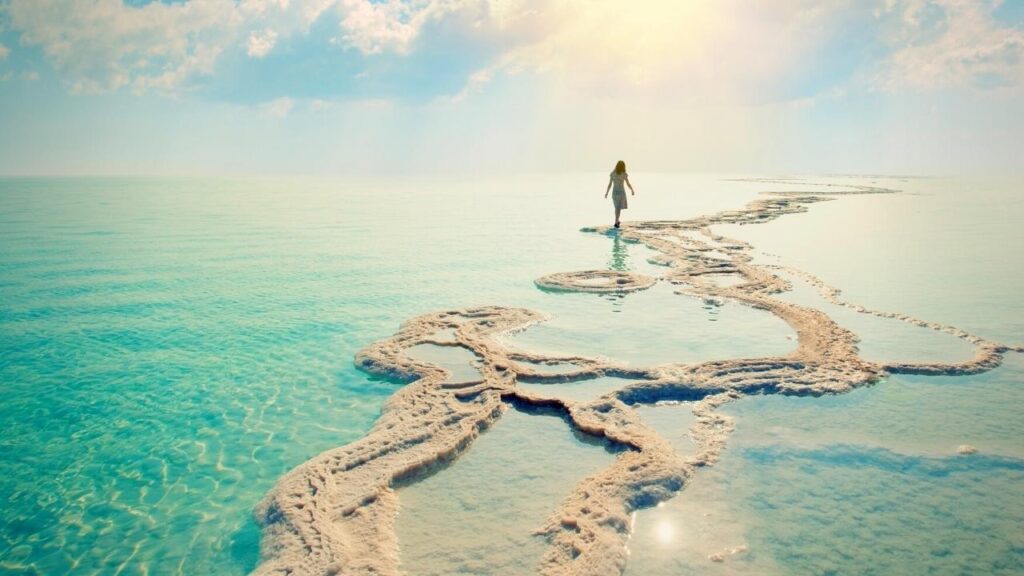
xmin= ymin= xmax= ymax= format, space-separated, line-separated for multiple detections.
xmin=534 ymin=270 xmax=656 ymax=294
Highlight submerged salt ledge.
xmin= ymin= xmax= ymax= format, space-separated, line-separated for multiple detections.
xmin=252 ymin=181 xmax=1021 ymax=576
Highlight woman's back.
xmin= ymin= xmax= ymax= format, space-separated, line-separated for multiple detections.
xmin=610 ymin=171 xmax=628 ymax=192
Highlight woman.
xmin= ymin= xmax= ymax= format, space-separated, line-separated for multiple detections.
xmin=604 ymin=160 xmax=635 ymax=228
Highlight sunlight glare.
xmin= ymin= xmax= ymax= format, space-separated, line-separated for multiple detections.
xmin=655 ymin=520 xmax=675 ymax=544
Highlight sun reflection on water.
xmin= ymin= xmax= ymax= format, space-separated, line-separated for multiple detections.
xmin=655 ymin=520 xmax=675 ymax=544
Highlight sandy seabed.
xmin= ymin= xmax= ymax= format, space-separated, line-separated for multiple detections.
xmin=250 ymin=180 xmax=1022 ymax=576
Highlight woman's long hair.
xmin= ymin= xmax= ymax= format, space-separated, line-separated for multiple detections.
xmin=614 ymin=160 xmax=626 ymax=175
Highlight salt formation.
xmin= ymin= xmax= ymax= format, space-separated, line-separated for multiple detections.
xmin=535 ymin=270 xmax=656 ymax=294
xmin=253 ymin=180 xmax=1021 ymax=576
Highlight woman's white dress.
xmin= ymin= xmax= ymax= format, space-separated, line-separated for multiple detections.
xmin=610 ymin=171 xmax=628 ymax=210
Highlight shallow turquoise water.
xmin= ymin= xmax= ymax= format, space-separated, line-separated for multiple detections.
xmin=627 ymin=358 xmax=1024 ymax=576
xmin=1 ymin=175 xmax=1021 ymax=575
xmin=628 ymin=176 xmax=1024 ymax=575
xmin=396 ymin=405 xmax=620 ymax=575
xmin=0 ymin=174 xmax=761 ymax=574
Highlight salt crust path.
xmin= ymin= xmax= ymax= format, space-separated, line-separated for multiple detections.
xmin=252 ymin=180 xmax=1023 ymax=576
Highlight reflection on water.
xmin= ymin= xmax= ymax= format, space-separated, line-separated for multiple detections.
xmin=602 ymin=232 xmax=631 ymax=312
xmin=608 ymin=232 xmax=630 ymax=272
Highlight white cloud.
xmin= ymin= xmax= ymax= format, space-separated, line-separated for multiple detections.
xmin=448 ymin=0 xmax=858 ymax=105
xmin=446 ymin=0 xmax=1024 ymax=103
xmin=875 ymin=0 xmax=1024 ymax=90
xmin=306 ymin=96 xmax=395 ymax=112
xmin=5 ymin=0 xmax=240 ymax=92
xmin=7 ymin=0 xmax=1020 ymax=99
xmin=5 ymin=1 xmax=719 ymax=95
xmin=447 ymin=65 xmax=496 ymax=102
xmin=260 ymin=96 xmax=295 ymax=117
xmin=2 ymin=0 xmax=486 ymax=92
xmin=0 ymin=43 xmax=9 ymax=60
xmin=1 ymin=0 xmax=354 ymax=92
xmin=247 ymin=28 xmax=279 ymax=58
xmin=335 ymin=0 xmax=446 ymax=55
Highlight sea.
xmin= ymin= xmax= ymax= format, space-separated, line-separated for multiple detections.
xmin=1 ymin=174 xmax=1021 ymax=575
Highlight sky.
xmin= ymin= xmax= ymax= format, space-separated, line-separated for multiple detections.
xmin=0 ymin=0 xmax=1022 ymax=176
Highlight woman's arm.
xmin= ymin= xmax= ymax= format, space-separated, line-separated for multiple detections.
xmin=605 ymin=177 xmax=612 ymax=198
xmin=626 ymin=176 xmax=635 ymax=195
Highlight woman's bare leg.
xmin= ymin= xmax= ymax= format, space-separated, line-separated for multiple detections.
xmin=615 ymin=208 xmax=621 ymax=225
